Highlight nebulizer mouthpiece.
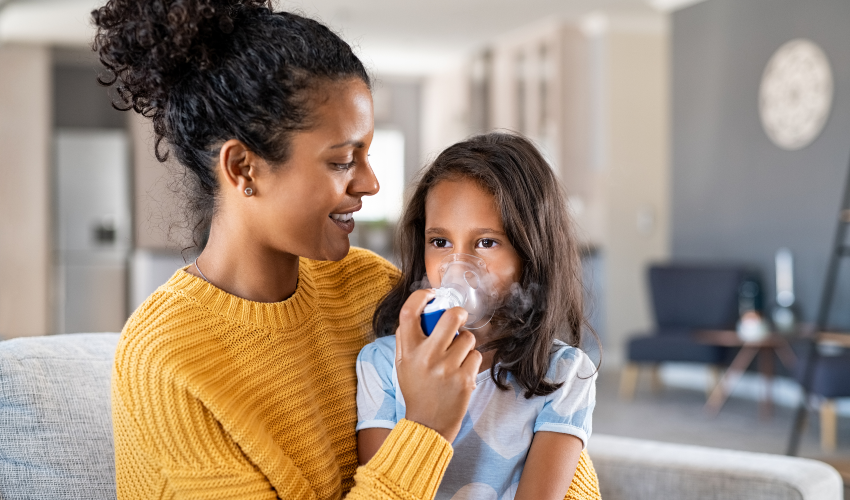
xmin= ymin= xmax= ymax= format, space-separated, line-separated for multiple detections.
xmin=420 ymin=254 xmax=498 ymax=336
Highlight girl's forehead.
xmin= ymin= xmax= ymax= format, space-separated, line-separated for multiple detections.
xmin=424 ymin=178 xmax=503 ymax=229
xmin=427 ymin=177 xmax=493 ymax=201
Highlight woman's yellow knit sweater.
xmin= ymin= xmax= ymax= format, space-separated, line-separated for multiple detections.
xmin=113 ymin=247 xmax=600 ymax=499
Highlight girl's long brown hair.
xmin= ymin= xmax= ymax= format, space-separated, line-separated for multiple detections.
xmin=373 ymin=132 xmax=596 ymax=398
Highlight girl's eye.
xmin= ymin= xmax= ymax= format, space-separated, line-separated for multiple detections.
xmin=477 ymin=238 xmax=498 ymax=249
xmin=431 ymin=238 xmax=452 ymax=248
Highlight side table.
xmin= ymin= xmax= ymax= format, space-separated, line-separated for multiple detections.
xmin=694 ymin=330 xmax=797 ymax=418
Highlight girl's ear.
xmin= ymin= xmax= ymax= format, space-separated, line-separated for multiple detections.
xmin=218 ymin=139 xmax=257 ymax=195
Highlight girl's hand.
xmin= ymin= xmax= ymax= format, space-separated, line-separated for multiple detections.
xmin=395 ymin=289 xmax=482 ymax=443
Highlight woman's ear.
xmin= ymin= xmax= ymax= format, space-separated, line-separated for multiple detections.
xmin=218 ymin=139 xmax=256 ymax=195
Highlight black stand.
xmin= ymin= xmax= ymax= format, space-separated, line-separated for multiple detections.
xmin=786 ymin=159 xmax=850 ymax=456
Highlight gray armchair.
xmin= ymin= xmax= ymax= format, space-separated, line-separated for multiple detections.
xmin=621 ymin=264 xmax=757 ymax=399
xmin=0 ymin=333 xmax=843 ymax=500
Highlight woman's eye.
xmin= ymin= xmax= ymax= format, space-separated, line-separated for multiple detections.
xmin=333 ymin=161 xmax=356 ymax=170
xmin=431 ymin=238 xmax=452 ymax=248
xmin=477 ymin=238 xmax=498 ymax=249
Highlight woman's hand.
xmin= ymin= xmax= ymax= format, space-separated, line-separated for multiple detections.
xmin=395 ymin=289 xmax=482 ymax=443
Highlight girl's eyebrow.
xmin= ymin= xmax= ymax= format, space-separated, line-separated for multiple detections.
xmin=425 ymin=227 xmax=506 ymax=236
xmin=471 ymin=228 xmax=506 ymax=236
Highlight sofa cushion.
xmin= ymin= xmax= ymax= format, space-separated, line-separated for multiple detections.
xmin=0 ymin=333 xmax=120 ymax=500
xmin=589 ymin=434 xmax=843 ymax=500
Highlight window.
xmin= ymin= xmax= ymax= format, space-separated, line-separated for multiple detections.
xmin=359 ymin=128 xmax=405 ymax=222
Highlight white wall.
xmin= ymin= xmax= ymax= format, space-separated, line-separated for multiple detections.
xmin=419 ymin=14 xmax=672 ymax=368
xmin=420 ymin=63 xmax=472 ymax=165
xmin=0 ymin=45 xmax=53 ymax=338
xmin=601 ymin=26 xmax=671 ymax=367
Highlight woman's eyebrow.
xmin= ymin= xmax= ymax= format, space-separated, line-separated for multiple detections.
xmin=425 ymin=227 xmax=446 ymax=235
xmin=329 ymin=139 xmax=366 ymax=149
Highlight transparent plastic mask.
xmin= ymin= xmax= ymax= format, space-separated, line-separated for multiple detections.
xmin=422 ymin=253 xmax=498 ymax=330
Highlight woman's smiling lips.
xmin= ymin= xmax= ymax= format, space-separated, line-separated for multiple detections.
xmin=329 ymin=207 xmax=360 ymax=234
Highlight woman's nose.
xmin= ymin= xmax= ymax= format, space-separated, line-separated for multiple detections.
xmin=350 ymin=158 xmax=380 ymax=197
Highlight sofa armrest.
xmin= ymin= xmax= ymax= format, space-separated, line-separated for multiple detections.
xmin=589 ymin=434 xmax=843 ymax=500
xmin=0 ymin=333 xmax=121 ymax=500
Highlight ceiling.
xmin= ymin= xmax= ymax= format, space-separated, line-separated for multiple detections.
xmin=0 ymin=0 xmax=706 ymax=75
xmin=287 ymin=0 xmax=660 ymax=74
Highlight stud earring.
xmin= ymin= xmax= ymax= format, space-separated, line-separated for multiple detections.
xmin=244 ymin=187 xmax=253 ymax=196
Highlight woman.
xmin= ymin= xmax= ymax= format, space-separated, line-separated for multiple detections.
xmin=93 ymin=1 xmax=599 ymax=498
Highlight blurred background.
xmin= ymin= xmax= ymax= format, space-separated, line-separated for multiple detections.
xmin=1 ymin=0 xmax=849 ymax=484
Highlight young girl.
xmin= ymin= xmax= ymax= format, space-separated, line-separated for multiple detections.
xmin=356 ymin=132 xmax=599 ymax=500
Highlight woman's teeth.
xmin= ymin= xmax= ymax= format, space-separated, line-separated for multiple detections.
xmin=330 ymin=213 xmax=353 ymax=222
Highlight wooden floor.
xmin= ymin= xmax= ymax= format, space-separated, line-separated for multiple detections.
xmin=821 ymin=459 xmax=850 ymax=495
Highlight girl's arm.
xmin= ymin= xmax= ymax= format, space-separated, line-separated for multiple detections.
xmin=358 ymin=428 xmax=393 ymax=465
xmin=514 ymin=432 xmax=583 ymax=500
xmin=518 ymin=346 xmax=597 ymax=499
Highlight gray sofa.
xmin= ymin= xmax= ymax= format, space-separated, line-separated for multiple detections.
xmin=0 ymin=333 xmax=844 ymax=500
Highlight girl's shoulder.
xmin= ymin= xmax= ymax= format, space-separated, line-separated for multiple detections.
xmin=356 ymin=336 xmax=397 ymax=387
xmin=545 ymin=340 xmax=598 ymax=384
xmin=358 ymin=335 xmax=397 ymax=365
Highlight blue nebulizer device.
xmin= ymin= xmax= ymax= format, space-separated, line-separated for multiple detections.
xmin=420 ymin=254 xmax=497 ymax=336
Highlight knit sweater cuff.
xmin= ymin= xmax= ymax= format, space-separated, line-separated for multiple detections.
xmin=365 ymin=419 xmax=453 ymax=499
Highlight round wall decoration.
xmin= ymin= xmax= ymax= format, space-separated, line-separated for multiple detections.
xmin=759 ymin=38 xmax=833 ymax=151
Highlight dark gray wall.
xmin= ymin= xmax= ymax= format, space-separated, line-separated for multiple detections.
xmin=672 ymin=0 xmax=850 ymax=328
xmin=54 ymin=64 xmax=126 ymax=129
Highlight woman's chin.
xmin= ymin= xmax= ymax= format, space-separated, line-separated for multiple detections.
xmin=329 ymin=240 xmax=352 ymax=261
xmin=311 ymin=238 xmax=351 ymax=262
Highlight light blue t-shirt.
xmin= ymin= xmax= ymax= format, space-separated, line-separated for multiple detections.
xmin=356 ymin=336 xmax=596 ymax=500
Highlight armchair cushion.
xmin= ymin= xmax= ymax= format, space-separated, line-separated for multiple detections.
xmin=796 ymin=350 xmax=850 ymax=399
xmin=0 ymin=333 xmax=120 ymax=500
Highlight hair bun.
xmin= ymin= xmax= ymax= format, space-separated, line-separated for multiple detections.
xmin=92 ymin=0 xmax=268 ymax=110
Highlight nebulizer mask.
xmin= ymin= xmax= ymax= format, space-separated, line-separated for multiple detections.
xmin=420 ymin=254 xmax=498 ymax=335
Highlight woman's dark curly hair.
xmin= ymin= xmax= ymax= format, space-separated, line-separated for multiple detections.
xmin=373 ymin=132 xmax=598 ymax=398
xmin=92 ymin=0 xmax=370 ymax=247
